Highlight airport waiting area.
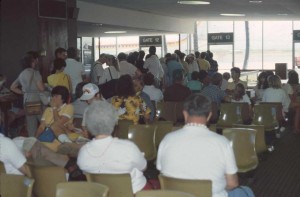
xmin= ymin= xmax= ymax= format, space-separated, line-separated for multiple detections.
xmin=2 ymin=0 xmax=300 ymax=197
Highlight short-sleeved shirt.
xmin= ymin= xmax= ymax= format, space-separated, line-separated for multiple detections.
xmin=231 ymin=94 xmax=251 ymax=105
xmin=77 ymin=136 xmax=147 ymax=193
xmin=201 ymin=84 xmax=226 ymax=106
xmin=41 ymin=104 xmax=74 ymax=127
xmin=111 ymin=96 xmax=151 ymax=124
xmin=164 ymin=83 xmax=191 ymax=102
xmin=198 ymin=58 xmax=211 ymax=71
xmin=227 ymin=80 xmax=247 ymax=90
xmin=0 ymin=134 xmax=26 ymax=175
xmin=64 ymin=58 xmax=85 ymax=94
xmin=157 ymin=125 xmax=238 ymax=197
xmin=47 ymin=72 xmax=71 ymax=92
xmin=262 ymin=88 xmax=291 ymax=112
xmin=13 ymin=68 xmax=42 ymax=102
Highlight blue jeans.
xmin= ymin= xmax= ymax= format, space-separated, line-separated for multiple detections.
xmin=228 ymin=186 xmax=255 ymax=197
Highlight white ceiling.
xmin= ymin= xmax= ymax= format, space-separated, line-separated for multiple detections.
xmin=77 ymin=0 xmax=300 ymax=37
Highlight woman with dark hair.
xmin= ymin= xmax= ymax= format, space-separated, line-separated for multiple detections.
xmin=111 ymin=75 xmax=151 ymax=124
xmin=35 ymin=86 xmax=74 ymax=143
xmin=253 ymin=71 xmax=268 ymax=102
xmin=47 ymin=58 xmax=71 ymax=92
xmin=10 ymin=52 xmax=45 ymax=137
xmin=283 ymin=70 xmax=299 ymax=102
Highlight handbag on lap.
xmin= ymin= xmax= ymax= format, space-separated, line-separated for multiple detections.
xmin=37 ymin=127 xmax=56 ymax=142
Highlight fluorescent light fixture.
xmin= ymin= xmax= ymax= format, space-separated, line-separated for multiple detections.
xmin=177 ymin=1 xmax=210 ymax=5
xmin=277 ymin=13 xmax=288 ymax=16
xmin=249 ymin=1 xmax=262 ymax=4
xmin=104 ymin=31 xmax=127 ymax=34
xmin=220 ymin=13 xmax=245 ymax=17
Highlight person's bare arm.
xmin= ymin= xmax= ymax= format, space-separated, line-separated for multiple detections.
xmin=36 ymin=80 xmax=45 ymax=92
xmin=18 ymin=164 xmax=30 ymax=177
xmin=225 ymin=173 xmax=239 ymax=190
xmin=10 ymin=81 xmax=23 ymax=95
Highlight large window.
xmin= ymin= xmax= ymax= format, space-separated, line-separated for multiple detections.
xmin=234 ymin=21 xmax=263 ymax=70
xmin=100 ymin=37 xmax=117 ymax=56
xmin=117 ymin=36 xmax=139 ymax=54
xmin=263 ymin=21 xmax=292 ymax=70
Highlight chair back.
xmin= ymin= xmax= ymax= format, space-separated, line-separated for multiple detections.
xmin=56 ymin=182 xmax=109 ymax=197
xmin=0 ymin=161 xmax=4 ymax=194
xmin=28 ymin=165 xmax=67 ymax=197
xmin=158 ymin=102 xmax=177 ymax=123
xmin=223 ymin=128 xmax=258 ymax=172
xmin=116 ymin=119 xmax=133 ymax=139
xmin=0 ymin=174 xmax=34 ymax=197
xmin=217 ymin=103 xmax=250 ymax=128
xmin=128 ymin=124 xmax=157 ymax=161
xmin=232 ymin=124 xmax=267 ymax=154
xmin=159 ymin=175 xmax=212 ymax=197
xmin=153 ymin=121 xmax=174 ymax=148
xmin=252 ymin=103 xmax=280 ymax=131
xmin=136 ymin=190 xmax=195 ymax=197
xmin=209 ymin=102 xmax=219 ymax=124
xmin=85 ymin=173 xmax=133 ymax=197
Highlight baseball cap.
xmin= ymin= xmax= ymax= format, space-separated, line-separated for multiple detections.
xmin=80 ymin=83 xmax=99 ymax=101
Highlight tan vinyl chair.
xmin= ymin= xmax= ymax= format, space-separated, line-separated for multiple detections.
xmin=128 ymin=124 xmax=157 ymax=161
xmin=217 ymin=103 xmax=250 ymax=129
xmin=28 ymin=165 xmax=67 ymax=197
xmin=85 ymin=173 xmax=133 ymax=197
xmin=159 ymin=175 xmax=212 ymax=197
xmin=158 ymin=102 xmax=177 ymax=123
xmin=223 ymin=128 xmax=258 ymax=173
xmin=116 ymin=119 xmax=134 ymax=139
xmin=232 ymin=124 xmax=267 ymax=154
xmin=56 ymin=182 xmax=109 ymax=197
xmin=136 ymin=190 xmax=196 ymax=197
xmin=209 ymin=102 xmax=219 ymax=124
xmin=153 ymin=121 xmax=174 ymax=148
xmin=0 ymin=174 xmax=34 ymax=197
xmin=252 ymin=103 xmax=280 ymax=132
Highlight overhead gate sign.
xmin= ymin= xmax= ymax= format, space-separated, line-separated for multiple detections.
xmin=139 ymin=36 xmax=162 ymax=46
xmin=208 ymin=33 xmax=234 ymax=45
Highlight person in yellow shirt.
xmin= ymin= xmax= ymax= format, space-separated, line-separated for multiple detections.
xmin=47 ymin=59 xmax=72 ymax=93
xmin=36 ymin=86 xmax=73 ymax=143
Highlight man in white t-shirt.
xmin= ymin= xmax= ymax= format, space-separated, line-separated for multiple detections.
xmin=143 ymin=46 xmax=164 ymax=85
xmin=77 ymin=100 xmax=147 ymax=193
xmin=64 ymin=47 xmax=86 ymax=96
xmin=0 ymin=133 xmax=28 ymax=176
xmin=117 ymin=52 xmax=137 ymax=77
xmin=157 ymin=94 xmax=253 ymax=197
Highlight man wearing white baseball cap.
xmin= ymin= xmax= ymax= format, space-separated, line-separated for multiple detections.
xmin=80 ymin=83 xmax=103 ymax=134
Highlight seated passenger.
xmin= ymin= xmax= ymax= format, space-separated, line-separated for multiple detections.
xmin=157 ymin=94 xmax=254 ymax=197
xmin=220 ymin=72 xmax=230 ymax=91
xmin=111 ymin=75 xmax=151 ymax=124
xmin=164 ymin=69 xmax=191 ymax=102
xmin=0 ymin=133 xmax=29 ymax=176
xmin=231 ymin=83 xmax=251 ymax=105
xmin=262 ymin=75 xmax=290 ymax=113
xmin=72 ymin=82 xmax=88 ymax=119
xmin=142 ymin=72 xmax=163 ymax=102
xmin=13 ymin=136 xmax=84 ymax=180
xmin=186 ymin=71 xmax=202 ymax=93
xmin=77 ymin=100 xmax=149 ymax=193
xmin=201 ymin=72 xmax=230 ymax=108
xmin=36 ymin=86 xmax=73 ymax=143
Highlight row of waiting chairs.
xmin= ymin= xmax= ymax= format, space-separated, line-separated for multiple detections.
xmin=0 ymin=160 xmax=210 ymax=197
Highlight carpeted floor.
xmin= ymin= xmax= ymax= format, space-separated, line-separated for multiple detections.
xmin=247 ymin=129 xmax=300 ymax=197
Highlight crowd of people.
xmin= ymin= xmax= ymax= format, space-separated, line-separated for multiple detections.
xmin=1 ymin=44 xmax=299 ymax=197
